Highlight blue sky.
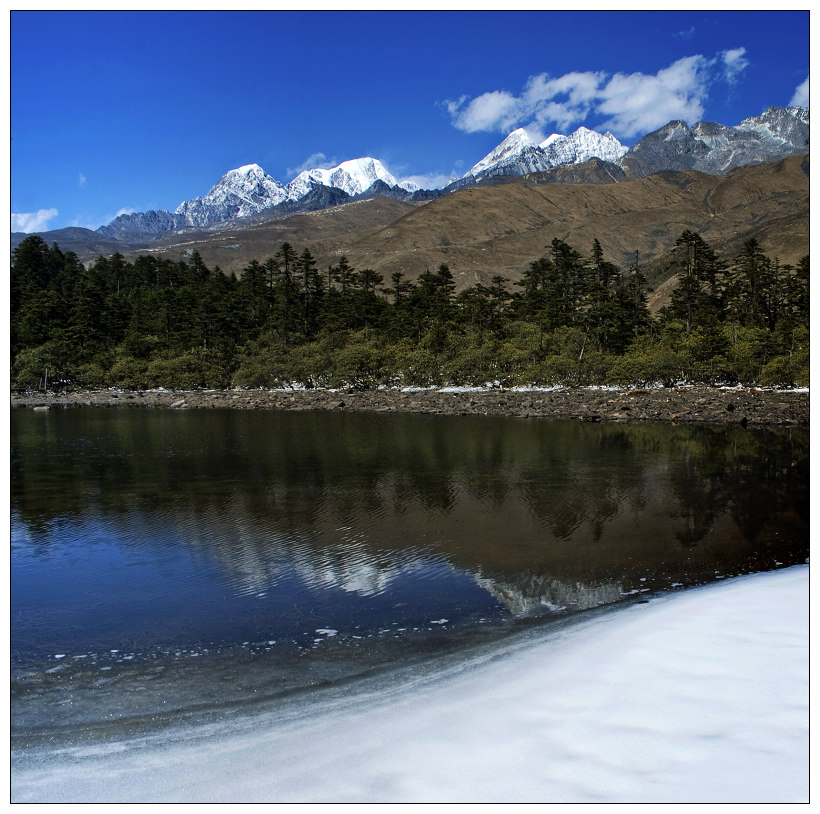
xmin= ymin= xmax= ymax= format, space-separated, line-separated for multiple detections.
xmin=10 ymin=9 xmax=810 ymax=233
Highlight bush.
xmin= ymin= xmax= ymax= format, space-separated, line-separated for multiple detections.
xmin=447 ymin=341 xmax=496 ymax=386
xmin=725 ymin=326 xmax=777 ymax=384
xmin=328 ymin=332 xmax=397 ymax=389
xmin=11 ymin=341 xmax=77 ymax=390
xmin=607 ymin=346 xmax=687 ymax=387
xmin=232 ymin=339 xmax=296 ymax=388
xmin=108 ymin=356 xmax=150 ymax=390
xmin=399 ymin=344 xmax=443 ymax=388
xmin=74 ymin=361 xmax=109 ymax=388
xmin=143 ymin=349 xmax=230 ymax=390
xmin=759 ymin=353 xmax=810 ymax=388
xmin=531 ymin=355 xmax=584 ymax=386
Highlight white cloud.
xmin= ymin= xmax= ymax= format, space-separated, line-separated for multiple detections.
xmin=11 ymin=208 xmax=59 ymax=233
xmin=720 ymin=48 xmax=749 ymax=84
xmin=597 ymin=56 xmax=710 ymax=137
xmin=446 ymin=89 xmax=521 ymax=134
xmin=68 ymin=217 xmax=104 ymax=230
xmin=400 ymin=171 xmax=455 ymax=190
xmin=287 ymin=152 xmax=338 ymax=177
xmin=525 ymin=71 xmax=605 ymax=134
xmin=445 ymin=51 xmax=750 ymax=140
xmin=78 ymin=172 xmax=87 ymax=188
xmin=790 ymin=75 xmax=809 ymax=108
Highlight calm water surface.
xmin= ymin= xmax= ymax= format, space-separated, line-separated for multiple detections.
xmin=11 ymin=407 xmax=809 ymax=743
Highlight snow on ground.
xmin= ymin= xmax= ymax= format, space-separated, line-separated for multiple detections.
xmin=11 ymin=566 xmax=808 ymax=804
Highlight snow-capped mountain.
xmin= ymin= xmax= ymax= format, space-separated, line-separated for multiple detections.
xmin=174 ymin=163 xmax=288 ymax=227
xmin=98 ymin=156 xmax=424 ymax=235
xmin=465 ymin=128 xmax=553 ymax=179
xmin=287 ymin=157 xmax=419 ymax=201
xmin=464 ymin=126 xmax=628 ymax=182
xmin=737 ymin=106 xmax=810 ymax=148
xmin=541 ymin=126 xmax=628 ymax=167
xmin=620 ymin=106 xmax=810 ymax=178
xmin=90 ymin=106 xmax=808 ymax=241
xmin=151 ymin=157 xmax=422 ymax=230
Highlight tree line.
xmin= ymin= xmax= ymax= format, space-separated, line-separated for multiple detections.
xmin=10 ymin=231 xmax=809 ymax=391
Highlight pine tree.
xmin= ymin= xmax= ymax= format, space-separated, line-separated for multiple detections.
xmin=237 ymin=258 xmax=270 ymax=331
xmin=297 ymin=247 xmax=323 ymax=337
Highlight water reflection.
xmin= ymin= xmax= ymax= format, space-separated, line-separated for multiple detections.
xmin=11 ymin=409 xmax=809 ymax=658
xmin=474 ymin=573 xmax=627 ymax=617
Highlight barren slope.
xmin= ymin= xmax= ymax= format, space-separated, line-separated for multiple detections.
xmin=31 ymin=156 xmax=808 ymax=300
xmin=104 ymin=197 xmax=422 ymax=275
xmin=333 ymin=155 xmax=808 ymax=291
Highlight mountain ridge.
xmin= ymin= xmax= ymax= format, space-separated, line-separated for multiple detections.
xmin=21 ymin=153 xmax=805 ymax=319
xmin=464 ymin=125 xmax=628 ymax=181
xmin=62 ymin=104 xmax=807 ymax=241
xmin=12 ymin=108 xmax=809 ymax=303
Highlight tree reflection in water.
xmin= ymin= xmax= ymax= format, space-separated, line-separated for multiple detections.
xmin=10 ymin=408 xmax=809 ymax=740
xmin=12 ymin=409 xmax=808 ymax=614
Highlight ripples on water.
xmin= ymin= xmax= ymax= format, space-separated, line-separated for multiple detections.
xmin=10 ymin=407 xmax=809 ymax=742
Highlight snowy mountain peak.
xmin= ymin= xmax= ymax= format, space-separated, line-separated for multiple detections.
xmin=169 ymin=155 xmax=420 ymax=229
xmin=234 ymin=163 xmax=266 ymax=176
xmin=467 ymin=125 xmax=627 ymax=181
xmin=787 ymin=106 xmax=810 ymax=124
xmin=174 ymin=164 xmax=288 ymax=227
xmin=537 ymin=126 xmax=627 ymax=167
xmin=96 ymin=105 xmax=807 ymax=238
xmin=506 ymin=127 xmax=538 ymax=145
xmin=737 ymin=106 xmax=810 ymax=144
xmin=466 ymin=129 xmax=542 ymax=178
xmin=286 ymin=157 xmax=403 ymax=201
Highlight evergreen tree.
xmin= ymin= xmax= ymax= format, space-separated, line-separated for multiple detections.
xmin=297 ymin=247 xmax=323 ymax=337
xmin=331 ymin=256 xmax=357 ymax=294
xmin=726 ymin=239 xmax=776 ymax=329
xmin=588 ymin=238 xmax=620 ymax=290
xmin=237 ymin=258 xmax=270 ymax=331
xmin=271 ymin=243 xmax=302 ymax=342
xmin=9 ymin=232 xmax=809 ymax=391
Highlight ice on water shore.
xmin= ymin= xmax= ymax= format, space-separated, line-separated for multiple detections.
xmin=11 ymin=565 xmax=808 ymax=803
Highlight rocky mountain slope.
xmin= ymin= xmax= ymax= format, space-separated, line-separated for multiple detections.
xmin=463 ymin=126 xmax=628 ymax=182
xmin=619 ymin=106 xmax=810 ymax=179
xmin=13 ymin=106 xmax=808 ymax=247
xmin=60 ymin=154 xmax=806 ymax=318
xmin=11 ymin=108 xmax=809 ymax=306
xmin=96 ymin=157 xmax=423 ymax=236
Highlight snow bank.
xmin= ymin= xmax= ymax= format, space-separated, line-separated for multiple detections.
xmin=11 ymin=566 xmax=808 ymax=803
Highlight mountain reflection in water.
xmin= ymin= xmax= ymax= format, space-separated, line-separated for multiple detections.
xmin=11 ymin=408 xmax=808 ymax=738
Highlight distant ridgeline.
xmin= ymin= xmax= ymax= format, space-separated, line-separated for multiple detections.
xmin=10 ymin=106 xmax=809 ymax=250
xmin=11 ymin=229 xmax=808 ymax=391
xmin=91 ymin=106 xmax=814 ymax=238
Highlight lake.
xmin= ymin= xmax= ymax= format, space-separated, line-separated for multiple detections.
xmin=11 ymin=407 xmax=809 ymax=746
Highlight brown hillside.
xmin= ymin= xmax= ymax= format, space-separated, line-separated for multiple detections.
xmin=126 ymin=197 xmax=421 ymax=276
xmin=112 ymin=155 xmax=809 ymax=299
xmin=334 ymin=155 xmax=809 ymax=290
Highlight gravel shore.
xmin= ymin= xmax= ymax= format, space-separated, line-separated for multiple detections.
xmin=10 ymin=385 xmax=810 ymax=427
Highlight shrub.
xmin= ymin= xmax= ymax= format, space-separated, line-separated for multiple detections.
xmin=607 ymin=346 xmax=687 ymax=387
xmin=11 ymin=341 xmax=77 ymax=390
xmin=108 ymin=356 xmax=150 ymax=390
xmin=143 ymin=349 xmax=230 ymax=390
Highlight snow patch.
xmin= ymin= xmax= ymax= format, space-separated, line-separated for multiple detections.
xmin=11 ymin=566 xmax=808 ymax=803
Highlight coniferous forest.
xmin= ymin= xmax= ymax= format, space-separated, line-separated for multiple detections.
xmin=10 ymin=231 xmax=809 ymax=391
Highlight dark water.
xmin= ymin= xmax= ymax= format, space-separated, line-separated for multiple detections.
xmin=11 ymin=406 xmax=809 ymax=743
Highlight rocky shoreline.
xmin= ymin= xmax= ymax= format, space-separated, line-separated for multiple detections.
xmin=10 ymin=385 xmax=809 ymax=427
